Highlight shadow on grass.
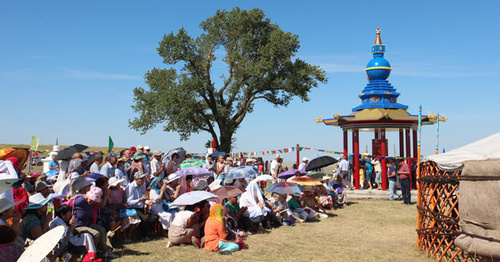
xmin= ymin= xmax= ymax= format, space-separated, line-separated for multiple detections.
xmin=118 ymin=248 xmax=152 ymax=257
xmin=345 ymin=201 xmax=359 ymax=206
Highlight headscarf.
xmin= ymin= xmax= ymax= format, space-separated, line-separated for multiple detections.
xmin=150 ymin=176 xmax=162 ymax=194
xmin=209 ymin=204 xmax=224 ymax=223
xmin=68 ymin=159 xmax=83 ymax=174
xmin=241 ymin=179 xmax=265 ymax=207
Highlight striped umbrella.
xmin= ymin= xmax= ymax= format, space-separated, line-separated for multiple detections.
xmin=289 ymin=176 xmax=322 ymax=186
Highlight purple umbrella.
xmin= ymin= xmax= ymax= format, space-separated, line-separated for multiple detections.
xmin=278 ymin=169 xmax=307 ymax=179
xmin=175 ymin=167 xmax=212 ymax=177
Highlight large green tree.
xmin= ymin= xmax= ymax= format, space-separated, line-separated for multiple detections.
xmin=129 ymin=8 xmax=327 ymax=152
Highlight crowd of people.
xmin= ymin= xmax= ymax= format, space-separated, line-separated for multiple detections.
xmin=0 ymin=145 xmax=411 ymax=261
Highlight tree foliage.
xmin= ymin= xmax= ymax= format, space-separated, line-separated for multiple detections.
xmin=129 ymin=8 xmax=327 ymax=152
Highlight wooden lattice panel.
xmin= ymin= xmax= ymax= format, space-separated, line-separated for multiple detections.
xmin=417 ymin=161 xmax=480 ymax=262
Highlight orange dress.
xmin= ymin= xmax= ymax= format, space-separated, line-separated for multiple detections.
xmin=203 ymin=218 xmax=229 ymax=252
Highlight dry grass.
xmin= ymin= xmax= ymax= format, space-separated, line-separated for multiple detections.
xmin=113 ymin=200 xmax=432 ymax=262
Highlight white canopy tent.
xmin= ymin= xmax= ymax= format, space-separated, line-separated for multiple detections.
xmin=422 ymin=132 xmax=500 ymax=171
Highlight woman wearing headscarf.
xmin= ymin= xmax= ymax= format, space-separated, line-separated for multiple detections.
xmin=148 ymin=177 xmax=175 ymax=231
xmin=238 ymin=179 xmax=271 ymax=231
xmin=203 ymin=204 xmax=240 ymax=255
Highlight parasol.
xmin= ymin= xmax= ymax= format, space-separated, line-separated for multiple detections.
xmin=267 ymin=182 xmax=302 ymax=195
xmin=211 ymin=186 xmax=244 ymax=200
xmin=226 ymin=166 xmax=259 ymax=180
xmin=175 ymin=167 xmax=212 ymax=177
xmin=305 ymin=156 xmax=338 ymax=172
xmin=289 ymin=176 xmax=323 ymax=186
xmin=55 ymin=144 xmax=88 ymax=161
xmin=0 ymin=160 xmax=19 ymax=194
xmin=164 ymin=147 xmax=187 ymax=163
xmin=17 ymin=225 xmax=65 ymax=262
xmin=278 ymin=169 xmax=307 ymax=179
xmin=180 ymin=159 xmax=206 ymax=169
xmin=169 ymin=191 xmax=219 ymax=207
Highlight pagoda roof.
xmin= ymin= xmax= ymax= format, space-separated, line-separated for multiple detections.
xmin=314 ymin=108 xmax=441 ymax=131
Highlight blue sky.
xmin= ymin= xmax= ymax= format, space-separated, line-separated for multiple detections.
xmin=1 ymin=1 xmax=499 ymax=162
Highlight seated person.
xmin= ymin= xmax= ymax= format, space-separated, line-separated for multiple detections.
xmin=239 ymin=180 xmax=271 ymax=232
xmin=49 ymin=205 xmax=98 ymax=262
xmin=125 ymin=171 xmax=157 ymax=242
xmin=203 ymin=204 xmax=240 ymax=255
xmin=314 ymin=184 xmax=334 ymax=211
xmin=224 ymin=195 xmax=250 ymax=233
xmin=19 ymin=193 xmax=53 ymax=242
xmin=287 ymin=192 xmax=316 ymax=222
xmin=148 ymin=177 xmax=176 ymax=232
xmin=0 ymin=225 xmax=24 ymax=262
xmin=196 ymin=200 xmax=211 ymax=238
xmin=167 ymin=204 xmax=201 ymax=248
xmin=302 ymin=187 xmax=327 ymax=219
xmin=107 ymin=177 xmax=140 ymax=243
xmin=73 ymin=187 xmax=118 ymax=259
xmin=266 ymin=193 xmax=289 ymax=227
xmin=332 ymin=174 xmax=347 ymax=206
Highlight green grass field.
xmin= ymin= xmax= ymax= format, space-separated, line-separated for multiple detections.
xmin=113 ymin=200 xmax=431 ymax=262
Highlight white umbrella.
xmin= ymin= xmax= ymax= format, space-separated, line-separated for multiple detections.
xmin=18 ymin=226 xmax=65 ymax=262
xmin=0 ymin=160 xmax=19 ymax=195
xmin=170 ymin=191 xmax=219 ymax=207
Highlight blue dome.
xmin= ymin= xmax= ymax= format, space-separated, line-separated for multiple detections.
xmin=366 ymin=57 xmax=391 ymax=80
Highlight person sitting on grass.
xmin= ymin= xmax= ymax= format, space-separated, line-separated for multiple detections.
xmin=332 ymin=174 xmax=347 ymax=207
xmin=49 ymin=204 xmax=99 ymax=262
xmin=0 ymin=225 xmax=24 ymax=262
xmin=203 ymin=204 xmax=240 ymax=255
xmin=19 ymin=193 xmax=54 ymax=242
xmin=266 ymin=193 xmax=290 ymax=227
xmin=302 ymin=187 xmax=327 ymax=219
xmin=287 ymin=192 xmax=316 ymax=222
xmin=167 ymin=204 xmax=202 ymax=248
xmin=224 ymin=195 xmax=250 ymax=233
xmin=314 ymin=184 xmax=334 ymax=211
xmin=239 ymin=179 xmax=271 ymax=232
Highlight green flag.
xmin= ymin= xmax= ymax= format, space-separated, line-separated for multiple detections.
xmin=30 ymin=136 xmax=40 ymax=151
xmin=108 ymin=136 xmax=114 ymax=152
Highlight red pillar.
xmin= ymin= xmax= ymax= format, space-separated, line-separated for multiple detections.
xmin=405 ymin=128 xmax=412 ymax=190
xmin=412 ymin=129 xmax=418 ymax=189
xmin=381 ymin=128 xmax=387 ymax=190
xmin=353 ymin=129 xmax=360 ymax=189
xmin=399 ymin=128 xmax=404 ymax=157
xmin=343 ymin=130 xmax=348 ymax=159
xmin=296 ymin=144 xmax=300 ymax=169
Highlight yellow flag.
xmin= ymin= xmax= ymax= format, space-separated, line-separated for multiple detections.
xmin=30 ymin=136 xmax=40 ymax=151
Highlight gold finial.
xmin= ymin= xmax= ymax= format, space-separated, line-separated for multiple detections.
xmin=375 ymin=28 xmax=382 ymax=45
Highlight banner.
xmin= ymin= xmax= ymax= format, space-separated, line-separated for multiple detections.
xmin=30 ymin=136 xmax=40 ymax=151
xmin=108 ymin=136 xmax=114 ymax=152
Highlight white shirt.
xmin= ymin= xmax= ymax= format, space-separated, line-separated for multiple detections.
xmin=171 ymin=210 xmax=194 ymax=228
xmin=270 ymin=160 xmax=278 ymax=175
xmin=89 ymin=163 xmax=101 ymax=174
xmin=298 ymin=162 xmax=307 ymax=172
xmin=339 ymin=159 xmax=350 ymax=172
xmin=150 ymin=158 xmax=164 ymax=179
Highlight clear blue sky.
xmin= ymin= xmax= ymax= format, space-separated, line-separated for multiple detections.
xmin=1 ymin=1 xmax=499 ymax=163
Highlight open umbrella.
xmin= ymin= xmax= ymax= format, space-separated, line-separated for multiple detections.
xmin=175 ymin=167 xmax=212 ymax=177
xmin=17 ymin=225 xmax=65 ymax=262
xmin=289 ymin=176 xmax=323 ymax=186
xmin=0 ymin=160 xmax=19 ymax=194
xmin=307 ymin=171 xmax=328 ymax=180
xmin=180 ymin=159 xmax=206 ymax=169
xmin=267 ymin=182 xmax=302 ymax=195
xmin=255 ymin=174 xmax=274 ymax=182
xmin=210 ymin=151 xmax=226 ymax=158
xmin=278 ymin=169 xmax=307 ymax=179
xmin=226 ymin=166 xmax=258 ymax=180
xmin=305 ymin=156 xmax=338 ymax=172
xmin=164 ymin=147 xmax=187 ymax=163
xmin=211 ymin=186 xmax=244 ymax=200
xmin=55 ymin=144 xmax=88 ymax=161
xmin=170 ymin=191 xmax=219 ymax=207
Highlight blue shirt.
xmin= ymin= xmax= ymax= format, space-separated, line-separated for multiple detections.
xmin=100 ymin=162 xmax=115 ymax=178
xmin=365 ymin=162 xmax=373 ymax=173
xmin=389 ymin=166 xmax=397 ymax=181
xmin=125 ymin=180 xmax=146 ymax=208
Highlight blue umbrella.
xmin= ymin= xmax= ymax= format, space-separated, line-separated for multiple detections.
xmin=278 ymin=169 xmax=307 ymax=179
xmin=210 ymin=151 xmax=226 ymax=158
xmin=175 ymin=167 xmax=212 ymax=177
xmin=226 ymin=166 xmax=258 ymax=179
xmin=170 ymin=191 xmax=219 ymax=207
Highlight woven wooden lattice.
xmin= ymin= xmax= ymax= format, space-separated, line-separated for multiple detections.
xmin=417 ymin=161 xmax=480 ymax=262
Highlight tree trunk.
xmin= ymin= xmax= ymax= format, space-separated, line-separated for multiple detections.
xmin=217 ymin=127 xmax=234 ymax=153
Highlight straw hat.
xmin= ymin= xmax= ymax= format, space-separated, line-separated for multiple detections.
xmin=24 ymin=193 xmax=54 ymax=210
xmin=322 ymin=175 xmax=331 ymax=181
xmin=0 ymin=198 xmax=22 ymax=214
xmin=108 ymin=177 xmax=124 ymax=188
